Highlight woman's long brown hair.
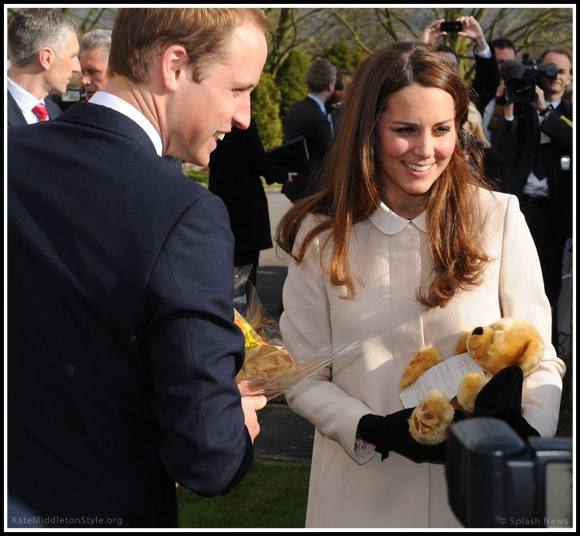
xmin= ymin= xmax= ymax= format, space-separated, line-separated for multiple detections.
xmin=275 ymin=41 xmax=491 ymax=308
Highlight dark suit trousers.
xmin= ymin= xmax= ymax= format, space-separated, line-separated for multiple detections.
xmin=519 ymin=198 xmax=566 ymax=349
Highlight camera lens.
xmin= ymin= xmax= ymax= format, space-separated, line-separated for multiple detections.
xmin=542 ymin=63 xmax=559 ymax=78
xmin=506 ymin=79 xmax=536 ymax=103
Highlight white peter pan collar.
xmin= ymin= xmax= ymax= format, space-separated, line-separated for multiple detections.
xmin=369 ymin=201 xmax=427 ymax=235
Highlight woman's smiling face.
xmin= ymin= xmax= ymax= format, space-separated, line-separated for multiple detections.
xmin=374 ymin=83 xmax=456 ymax=219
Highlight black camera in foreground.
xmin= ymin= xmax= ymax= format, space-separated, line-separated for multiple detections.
xmin=446 ymin=418 xmax=572 ymax=528
xmin=440 ymin=21 xmax=463 ymax=33
xmin=502 ymin=53 xmax=559 ymax=103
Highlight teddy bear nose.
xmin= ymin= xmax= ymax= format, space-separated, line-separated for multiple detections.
xmin=472 ymin=327 xmax=484 ymax=336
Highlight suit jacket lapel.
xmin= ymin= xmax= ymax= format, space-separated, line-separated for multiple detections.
xmin=7 ymin=91 xmax=28 ymax=127
xmin=45 ymin=98 xmax=62 ymax=120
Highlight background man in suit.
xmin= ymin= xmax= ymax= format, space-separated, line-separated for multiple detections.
xmin=282 ymin=57 xmax=336 ymax=202
xmin=7 ymin=8 xmax=80 ymax=126
xmin=80 ymin=28 xmax=112 ymax=99
xmin=495 ymin=46 xmax=573 ymax=349
xmin=8 ymin=8 xmax=270 ymax=528
xmin=209 ymin=118 xmax=294 ymax=287
xmin=481 ymin=38 xmax=517 ymax=144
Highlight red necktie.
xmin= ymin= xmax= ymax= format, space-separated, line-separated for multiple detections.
xmin=32 ymin=103 xmax=49 ymax=122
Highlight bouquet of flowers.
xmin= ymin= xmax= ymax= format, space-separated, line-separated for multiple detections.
xmin=233 ymin=267 xmax=358 ymax=400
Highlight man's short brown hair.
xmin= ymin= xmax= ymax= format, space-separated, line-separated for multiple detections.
xmin=108 ymin=8 xmax=270 ymax=84
xmin=305 ymin=58 xmax=337 ymax=93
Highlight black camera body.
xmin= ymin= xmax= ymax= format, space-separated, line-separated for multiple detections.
xmin=446 ymin=418 xmax=572 ymax=528
xmin=440 ymin=21 xmax=463 ymax=33
xmin=505 ymin=53 xmax=559 ymax=103
xmin=56 ymin=87 xmax=88 ymax=111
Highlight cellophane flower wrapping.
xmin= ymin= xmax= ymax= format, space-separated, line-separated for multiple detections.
xmin=233 ymin=266 xmax=358 ymax=400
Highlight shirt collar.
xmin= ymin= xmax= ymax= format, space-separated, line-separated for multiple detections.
xmin=8 ymin=77 xmax=45 ymax=123
xmin=369 ymin=201 xmax=427 ymax=234
xmin=307 ymin=93 xmax=328 ymax=116
xmin=89 ymin=91 xmax=163 ymax=156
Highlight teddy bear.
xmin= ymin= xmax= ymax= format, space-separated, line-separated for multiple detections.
xmin=398 ymin=317 xmax=545 ymax=445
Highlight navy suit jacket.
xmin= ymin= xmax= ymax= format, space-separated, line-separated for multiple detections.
xmin=495 ymin=100 xmax=573 ymax=240
xmin=7 ymin=89 xmax=63 ymax=127
xmin=8 ymin=102 xmax=253 ymax=528
xmin=282 ymin=96 xmax=333 ymax=201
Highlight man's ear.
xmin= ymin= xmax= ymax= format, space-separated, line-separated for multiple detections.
xmin=161 ymin=45 xmax=189 ymax=91
xmin=38 ymin=46 xmax=55 ymax=71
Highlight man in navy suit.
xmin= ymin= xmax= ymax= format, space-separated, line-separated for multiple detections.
xmin=8 ymin=8 xmax=270 ymax=528
xmin=7 ymin=8 xmax=81 ymax=126
xmin=282 ymin=58 xmax=336 ymax=202
xmin=495 ymin=46 xmax=573 ymax=349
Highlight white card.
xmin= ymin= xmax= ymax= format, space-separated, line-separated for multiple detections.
xmin=399 ymin=353 xmax=485 ymax=408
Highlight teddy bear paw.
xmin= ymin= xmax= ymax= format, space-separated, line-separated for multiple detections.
xmin=398 ymin=345 xmax=443 ymax=393
xmin=457 ymin=372 xmax=489 ymax=414
xmin=409 ymin=390 xmax=455 ymax=445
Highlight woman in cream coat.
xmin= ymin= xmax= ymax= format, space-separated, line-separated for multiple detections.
xmin=276 ymin=42 xmax=565 ymax=529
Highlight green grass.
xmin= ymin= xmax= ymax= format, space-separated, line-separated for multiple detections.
xmin=184 ymin=167 xmax=283 ymax=189
xmin=185 ymin=168 xmax=209 ymax=187
xmin=177 ymin=460 xmax=310 ymax=528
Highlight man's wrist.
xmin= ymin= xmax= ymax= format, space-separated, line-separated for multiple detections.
xmin=539 ymin=107 xmax=551 ymax=117
xmin=473 ymin=40 xmax=489 ymax=55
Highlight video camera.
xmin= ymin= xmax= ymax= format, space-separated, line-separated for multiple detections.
xmin=56 ymin=87 xmax=88 ymax=111
xmin=501 ymin=53 xmax=558 ymax=103
xmin=446 ymin=418 xmax=572 ymax=528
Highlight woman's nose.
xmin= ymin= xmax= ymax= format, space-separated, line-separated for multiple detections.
xmin=413 ymin=133 xmax=435 ymax=158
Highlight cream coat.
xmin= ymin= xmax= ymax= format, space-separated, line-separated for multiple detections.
xmin=280 ymin=189 xmax=565 ymax=529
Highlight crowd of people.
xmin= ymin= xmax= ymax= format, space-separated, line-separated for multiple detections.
xmin=7 ymin=8 xmax=571 ymax=530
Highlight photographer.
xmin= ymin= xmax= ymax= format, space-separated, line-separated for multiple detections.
xmin=421 ymin=16 xmax=500 ymax=114
xmin=494 ymin=47 xmax=573 ymax=349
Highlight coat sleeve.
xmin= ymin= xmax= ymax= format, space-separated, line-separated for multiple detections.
xmin=280 ymin=217 xmax=377 ymax=464
xmin=471 ymin=44 xmax=500 ymax=114
xmin=541 ymin=109 xmax=573 ymax=153
xmin=145 ymin=193 xmax=253 ymax=496
xmin=497 ymin=195 xmax=566 ymax=437
xmin=246 ymin=119 xmax=289 ymax=185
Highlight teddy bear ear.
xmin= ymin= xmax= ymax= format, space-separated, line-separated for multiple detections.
xmin=454 ymin=330 xmax=470 ymax=354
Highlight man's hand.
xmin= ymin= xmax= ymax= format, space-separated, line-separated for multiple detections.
xmin=421 ymin=19 xmax=445 ymax=45
xmin=241 ymin=394 xmax=267 ymax=443
xmin=457 ymin=16 xmax=487 ymax=52
xmin=531 ymin=85 xmax=548 ymax=113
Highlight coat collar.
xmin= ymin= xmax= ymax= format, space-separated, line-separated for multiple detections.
xmin=369 ymin=201 xmax=427 ymax=234
xmin=56 ymin=101 xmax=157 ymax=154
xmin=89 ymin=91 xmax=163 ymax=156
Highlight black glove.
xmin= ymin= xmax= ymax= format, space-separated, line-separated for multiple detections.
xmin=357 ymin=408 xmax=467 ymax=463
xmin=474 ymin=365 xmax=540 ymax=439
